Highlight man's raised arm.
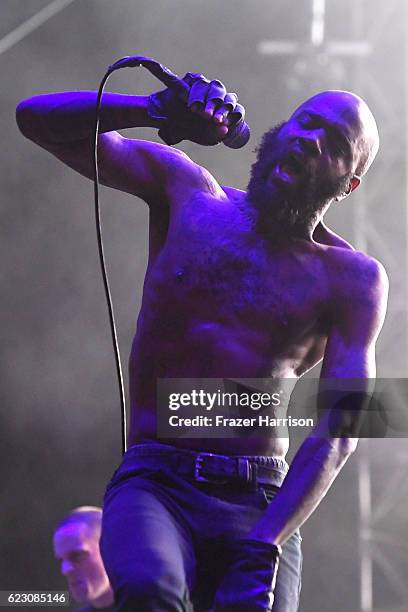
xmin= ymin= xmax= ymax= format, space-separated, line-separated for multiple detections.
xmin=15 ymin=74 xmax=240 ymax=204
xmin=16 ymin=92 xmax=163 ymax=144
xmin=249 ymin=252 xmax=389 ymax=546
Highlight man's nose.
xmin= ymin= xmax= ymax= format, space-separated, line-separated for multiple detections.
xmin=296 ymin=135 xmax=322 ymax=157
xmin=61 ymin=560 xmax=75 ymax=576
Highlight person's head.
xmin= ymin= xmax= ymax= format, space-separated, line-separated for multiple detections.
xmin=247 ymin=90 xmax=379 ymax=234
xmin=53 ymin=506 xmax=113 ymax=608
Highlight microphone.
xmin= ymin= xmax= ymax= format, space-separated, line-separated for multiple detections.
xmin=108 ymin=55 xmax=250 ymax=149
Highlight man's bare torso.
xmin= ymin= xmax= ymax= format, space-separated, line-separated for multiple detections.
xmin=128 ymin=183 xmax=337 ymax=456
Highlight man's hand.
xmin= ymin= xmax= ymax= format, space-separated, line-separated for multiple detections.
xmin=212 ymin=539 xmax=281 ymax=612
xmin=148 ymin=72 xmax=245 ymax=146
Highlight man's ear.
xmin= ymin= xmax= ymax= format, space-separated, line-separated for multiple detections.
xmin=350 ymin=175 xmax=361 ymax=193
xmin=335 ymin=175 xmax=361 ymax=202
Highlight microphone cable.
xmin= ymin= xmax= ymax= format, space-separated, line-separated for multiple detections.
xmin=92 ymin=64 xmax=127 ymax=455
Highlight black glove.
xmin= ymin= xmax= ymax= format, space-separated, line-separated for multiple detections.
xmin=212 ymin=538 xmax=282 ymax=612
xmin=148 ymin=72 xmax=245 ymax=146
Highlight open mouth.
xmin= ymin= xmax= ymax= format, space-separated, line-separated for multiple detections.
xmin=273 ymin=151 xmax=307 ymax=184
xmin=279 ymin=152 xmax=304 ymax=177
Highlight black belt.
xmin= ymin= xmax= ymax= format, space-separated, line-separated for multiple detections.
xmin=175 ymin=452 xmax=285 ymax=490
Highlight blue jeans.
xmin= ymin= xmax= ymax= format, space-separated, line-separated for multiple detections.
xmin=100 ymin=443 xmax=302 ymax=611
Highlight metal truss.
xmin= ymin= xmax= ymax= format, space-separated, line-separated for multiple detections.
xmin=259 ymin=1 xmax=408 ymax=610
xmin=359 ymin=439 xmax=408 ymax=612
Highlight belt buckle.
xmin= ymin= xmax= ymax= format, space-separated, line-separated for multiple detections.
xmin=195 ymin=452 xmax=217 ymax=482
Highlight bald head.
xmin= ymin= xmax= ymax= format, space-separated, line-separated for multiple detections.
xmin=55 ymin=506 xmax=102 ymax=535
xmin=293 ymin=90 xmax=379 ymax=177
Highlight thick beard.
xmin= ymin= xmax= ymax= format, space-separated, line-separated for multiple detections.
xmin=246 ymin=122 xmax=352 ymax=233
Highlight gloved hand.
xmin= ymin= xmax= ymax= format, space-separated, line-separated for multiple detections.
xmin=148 ymin=72 xmax=246 ymax=146
xmin=212 ymin=538 xmax=282 ymax=612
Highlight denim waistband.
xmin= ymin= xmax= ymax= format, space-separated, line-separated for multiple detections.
xmin=123 ymin=442 xmax=289 ymax=479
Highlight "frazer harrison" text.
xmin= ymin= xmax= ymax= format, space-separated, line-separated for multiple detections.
xmin=168 ymin=415 xmax=314 ymax=428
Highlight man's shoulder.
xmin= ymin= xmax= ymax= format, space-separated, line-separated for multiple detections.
xmin=325 ymin=246 xmax=387 ymax=279
xmin=161 ymin=149 xmax=227 ymax=203
xmin=323 ymin=247 xmax=388 ymax=306
xmin=221 ymin=185 xmax=246 ymax=199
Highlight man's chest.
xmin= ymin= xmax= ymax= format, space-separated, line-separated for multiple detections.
xmin=146 ymin=202 xmax=329 ymax=340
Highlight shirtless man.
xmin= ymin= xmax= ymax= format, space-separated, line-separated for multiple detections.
xmin=17 ymin=70 xmax=388 ymax=611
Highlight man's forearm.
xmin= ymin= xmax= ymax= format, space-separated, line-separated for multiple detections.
xmin=16 ymin=92 xmax=162 ymax=144
xmin=249 ymin=375 xmax=374 ymax=545
xmin=249 ymin=431 xmax=355 ymax=546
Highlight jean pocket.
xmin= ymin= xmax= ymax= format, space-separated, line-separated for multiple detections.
xmin=259 ymin=485 xmax=280 ymax=505
xmin=107 ymin=465 xmax=164 ymax=492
